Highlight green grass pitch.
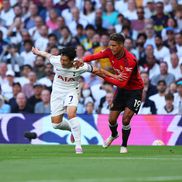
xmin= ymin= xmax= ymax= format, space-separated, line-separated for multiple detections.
xmin=0 ymin=145 xmax=182 ymax=182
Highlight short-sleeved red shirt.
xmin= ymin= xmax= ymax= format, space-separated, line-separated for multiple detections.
xmin=83 ymin=48 xmax=144 ymax=90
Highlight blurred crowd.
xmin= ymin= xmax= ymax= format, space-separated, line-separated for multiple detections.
xmin=0 ymin=0 xmax=182 ymax=115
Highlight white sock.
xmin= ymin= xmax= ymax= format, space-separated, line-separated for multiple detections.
xmin=68 ymin=117 xmax=81 ymax=148
xmin=52 ymin=119 xmax=71 ymax=131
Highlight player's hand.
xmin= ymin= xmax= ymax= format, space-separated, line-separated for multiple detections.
xmin=73 ymin=59 xmax=84 ymax=69
xmin=32 ymin=47 xmax=40 ymax=55
xmin=115 ymin=73 xmax=128 ymax=81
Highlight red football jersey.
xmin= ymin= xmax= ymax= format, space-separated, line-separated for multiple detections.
xmin=83 ymin=48 xmax=144 ymax=90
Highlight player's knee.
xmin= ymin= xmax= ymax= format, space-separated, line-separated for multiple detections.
xmin=122 ymin=116 xmax=131 ymax=125
xmin=109 ymin=118 xmax=117 ymax=125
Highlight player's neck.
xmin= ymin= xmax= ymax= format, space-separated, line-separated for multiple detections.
xmin=115 ymin=49 xmax=125 ymax=60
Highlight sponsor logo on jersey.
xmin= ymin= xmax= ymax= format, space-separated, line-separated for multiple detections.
xmin=125 ymin=67 xmax=133 ymax=72
xmin=58 ymin=75 xmax=75 ymax=82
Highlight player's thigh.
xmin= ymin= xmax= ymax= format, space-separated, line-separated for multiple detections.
xmin=51 ymin=91 xmax=65 ymax=117
xmin=51 ymin=114 xmax=64 ymax=124
xmin=125 ymin=89 xmax=143 ymax=114
xmin=111 ymin=88 xmax=127 ymax=111
xmin=64 ymin=91 xmax=79 ymax=107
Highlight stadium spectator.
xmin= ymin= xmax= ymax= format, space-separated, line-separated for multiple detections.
xmin=84 ymin=101 xmax=95 ymax=114
xmin=34 ymin=89 xmax=51 ymax=113
xmin=81 ymin=0 xmax=96 ymax=25
xmin=24 ymin=3 xmax=39 ymax=29
xmin=100 ymin=92 xmax=114 ymax=114
xmin=0 ymin=95 xmax=11 ymax=113
xmin=20 ymin=40 xmax=36 ymax=67
xmin=151 ymin=61 xmax=175 ymax=86
xmin=0 ymin=63 xmax=8 ymax=85
xmin=69 ymin=7 xmax=88 ymax=36
xmin=8 ymin=82 xmax=22 ymax=112
xmin=122 ymin=0 xmax=137 ymax=21
xmin=168 ymin=82 xmax=177 ymax=94
xmin=175 ymin=31 xmax=182 ymax=58
xmin=174 ymin=80 xmax=182 ymax=114
xmin=1 ymin=70 xmax=15 ymax=101
xmin=158 ymin=92 xmax=178 ymax=114
xmin=46 ymin=8 xmax=59 ymax=31
xmin=151 ymin=1 xmax=169 ymax=34
xmin=15 ymin=64 xmax=32 ymax=87
xmin=33 ymin=56 xmax=46 ymax=79
xmin=131 ymin=7 xmax=145 ymax=33
xmin=164 ymin=53 xmax=182 ymax=80
xmin=149 ymin=80 xmax=167 ymax=113
xmin=0 ymin=0 xmax=15 ymax=27
xmin=138 ymin=90 xmax=157 ymax=114
xmin=22 ymin=71 xmax=37 ymax=98
xmin=144 ymin=24 xmax=156 ymax=49
xmin=34 ymin=25 xmax=49 ymax=51
xmin=140 ymin=71 xmax=157 ymax=100
xmin=12 ymin=92 xmax=33 ymax=113
xmin=139 ymin=44 xmax=160 ymax=79
xmin=154 ymin=35 xmax=170 ymax=62
xmin=38 ymin=63 xmax=54 ymax=88
xmin=59 ymin=26 xmax=72 ymax=48
xmin=28 ymin=16 xmax=44 ymax=41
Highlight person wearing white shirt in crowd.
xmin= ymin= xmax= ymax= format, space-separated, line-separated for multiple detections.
xmin=0 ymin=63 xmax=8 ymax=85
xmin=154 ymin=35 xmax=170 ymax=61
xmin=123 ymin=0 xmax=137 ymax=20
xmin=38 ymin=63 xmax=54 ymax=88
xmin=28 ymin=16 xmax=43 ymax=41
xmin=101 ymin=92 xmax=114 ymax=114
xmin=34 ymin=25 xmax=49 ymax=51
xmin=20 ymin=40 xmax=36 ymax=67
xmin=164 ymin=53 xmax=182 ymax=80
xmin=158 ymin=92 xmax=178 ymax=114
xmin=1 ymin=70 xmax=15 ymax=101
xmin=175 ymin=32 xmax=182 ymax=58
xmin=69 ymin=7 xmax=88 ymax=36
xmin=0 ymin=0 xmax=15 ymax=27
xmin=149 ymin=80 xmax=167 ymax=113
xmin=174 ymin=80 xmax=182 ymax=114
xmin=151 ymin=61 xmax=175 ymax=86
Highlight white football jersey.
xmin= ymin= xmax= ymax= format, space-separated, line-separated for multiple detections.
xmin=50 ymin=55 xmax=93 ymax=92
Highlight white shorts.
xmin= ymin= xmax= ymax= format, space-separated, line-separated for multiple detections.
xmin=51 ymin=90 xmax=79 ymax=116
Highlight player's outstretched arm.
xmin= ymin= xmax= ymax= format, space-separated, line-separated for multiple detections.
xmin=92 ymin=67 xmax=128 ymax=82
xmin=32 ymin=47 xmax=52 ymax=60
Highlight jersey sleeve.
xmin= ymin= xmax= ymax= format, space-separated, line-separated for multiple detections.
xmin=83 ymin=48 xmax=110 ymax=62
xmin=77 ymin=63 xmax=93 ymax=74
xmin=105 ymin=60 xmax=137 ymax=88
xmin=50 ymin=55 xmax=61 ymax=65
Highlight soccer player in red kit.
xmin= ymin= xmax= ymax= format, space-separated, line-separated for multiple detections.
xmin=75 ymin=33 xmax=144 ymax=153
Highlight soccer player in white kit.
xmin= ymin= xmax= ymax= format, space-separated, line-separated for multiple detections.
xmin=32 ymin=47 xmax=124 ymax=154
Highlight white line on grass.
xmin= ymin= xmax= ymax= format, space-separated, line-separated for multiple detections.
xmin=27 ymin=176 xmax=182 ymax=182
xmin=78 ymin=157 xmax=182 ymax=161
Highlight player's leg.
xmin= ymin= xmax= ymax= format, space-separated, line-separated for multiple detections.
xmin=103 ymin=110 xmax=120 ymax=148
xmin=67 ymin=106 xmax=82 ymax=154
xmin=120 ymin=89 xmax=142 ymax=153
xmin=51 ymin=114 xmax=71 ymax=131
xmin=120 ymin=108 xmax=134 ymax=153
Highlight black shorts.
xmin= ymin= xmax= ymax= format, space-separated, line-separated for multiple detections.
xmin=110 ymin=88 xmax=143 ymax=113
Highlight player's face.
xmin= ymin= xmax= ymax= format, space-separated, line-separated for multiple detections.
xmin=60 ymin=55 xmax=72 ymax=68
xmin=109 ymin=40 xmax=123 ymax=56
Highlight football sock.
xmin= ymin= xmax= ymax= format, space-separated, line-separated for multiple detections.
xmin=69 ymin=117 xmax=81 ymax=148
xmin=122 ymin=124 xmax=131 ymax=147
xmin=109 ymin=123 xmax=118 ymax=137
xmin=52 ymin=119 xmax=71 ymax=131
